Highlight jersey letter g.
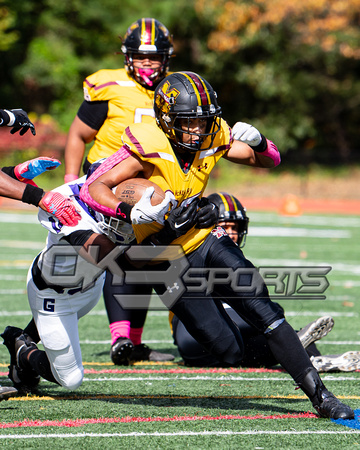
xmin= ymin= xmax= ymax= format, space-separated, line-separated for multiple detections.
xmin=43 ymin=298 xmax=55 ymax=312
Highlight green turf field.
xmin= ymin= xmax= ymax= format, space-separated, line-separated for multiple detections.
xmin=1 ymin=209 xmax=360 ymax=448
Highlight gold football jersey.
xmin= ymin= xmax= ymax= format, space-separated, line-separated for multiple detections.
xmin=121 ymin=121 xmax=232 ymax=254
xmin=83 ymin=68 xmax=156 ymax=163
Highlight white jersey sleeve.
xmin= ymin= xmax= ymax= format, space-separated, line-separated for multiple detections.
xmin=35 ymin=177 xmax=113 ymax=291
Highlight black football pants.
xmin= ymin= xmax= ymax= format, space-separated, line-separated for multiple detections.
xmin=160 ymin=232 xmax=315 ymax=382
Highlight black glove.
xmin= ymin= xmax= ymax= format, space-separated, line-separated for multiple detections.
xmin=152 ymin=198 xmax=200 ymax=245
xmin=9 ymin=109 xmax=36 ymax=136
xmin=195 ymin=197 xmax=219 ymax=229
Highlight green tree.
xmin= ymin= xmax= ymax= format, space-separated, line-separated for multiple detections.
xmin=1 ymin=0 xmax=359 ymax=164
xmin=193 ymin=0 xmax=360 ymax=163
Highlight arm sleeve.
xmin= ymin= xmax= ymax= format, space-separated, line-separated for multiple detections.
xmin=79 ymin=145 xmax=133 ymax=217
xmin=77 ymin=100 xmax=109 ymax=130
xmin=62 ymin=229 xmax=95 ymax=247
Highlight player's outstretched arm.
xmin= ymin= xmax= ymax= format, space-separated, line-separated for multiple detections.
xmin=0 ymin=168 xmax=80 ymax=226
xmin=0 ymin=170 xmax=30 ymax=200
xmin=225 ymin=122 xmax=281 ymax=168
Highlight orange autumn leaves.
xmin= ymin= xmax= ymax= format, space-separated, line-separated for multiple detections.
xmin=195 ymin=0 xmax=360 ymax=59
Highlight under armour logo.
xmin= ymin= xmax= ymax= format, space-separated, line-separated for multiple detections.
xmin=197 ymin=163 xmax=208 ymax=172
xmin=167 ymin=283 xmax=180 ymax=294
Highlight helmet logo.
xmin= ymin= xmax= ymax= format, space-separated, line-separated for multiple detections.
xmin=155 ymin=80 xmax=180 ymax=113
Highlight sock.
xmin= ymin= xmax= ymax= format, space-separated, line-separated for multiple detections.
xmin=109 ymin=320 xmax=131 ymax=345
xmin=130 ymin=327 xmax=143 ymax=346
xmin=265 ymin=320 xmax=314 ymax=384
xmin=21 ymin=347 xmax=58 ymax=384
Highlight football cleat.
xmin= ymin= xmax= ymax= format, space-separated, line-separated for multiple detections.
xmin=0 ymin=386 xmax=18 ymax=400
xmin=129 ymin=344 xmax=175 ymax=362
xmin=311 ymin=351 xmax=360 ymax=372
xmin=298 ymin=367 xmax=354 ymax=419
xmin=297 ymin=316 xmax=334 ymax=349
xmin=110 ymin=337 xmax=134 ymax=365
xmin=1 ymin=326 xmax=40 ymax=394
xmin=315 ymin=389 xmax=355 ymax=420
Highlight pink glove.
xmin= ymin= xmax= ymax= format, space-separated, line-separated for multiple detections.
xmin=64 ymin=174 xmax=79 ymax=183
xmin=39 ymin=191 xmax=81 ymax=227
xmin=15 ymin=157 xmax=61 ymax=187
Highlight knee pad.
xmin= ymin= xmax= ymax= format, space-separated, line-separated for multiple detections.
xmin=57 ymin=367 xmax=84 ymax=390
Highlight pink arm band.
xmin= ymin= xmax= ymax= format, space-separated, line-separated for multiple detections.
xmin=80 ymin=145 xmax=132 ymax=217
xmin=263 ymin=139 xmax=281 ymax=167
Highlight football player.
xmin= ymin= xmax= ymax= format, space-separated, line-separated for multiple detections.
xmin=0 ymin=162 xmax=80 ymax=399
xmin=171 ymin=192 xmax=360 ymax=372
xmin=0 ymin=174 xmax=189 ymax=394
xmin=80 ymin=71 xmax=354 ymax=419
xmin=0 ymin=111 xmax=80 ymax=399
xmin=64 ymin=18 xmax=175 ymax=364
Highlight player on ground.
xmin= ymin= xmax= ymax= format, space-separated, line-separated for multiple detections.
xmin=0 ymin=112 xmax=80 ymax=398
xmin=171 ymin=192 xmax=360 ymax=372
xmin=64 ymin=18 xmax=175 ymax=364
xmin=80 ymin=71 xmax=354 ymax=419
xmin=1 ymin=174 xmax=181 ymax=394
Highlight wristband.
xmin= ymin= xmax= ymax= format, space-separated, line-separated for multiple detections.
xmin=258 ymin=139 xmax=281 ymax=167
xmin=249 ymin=133 xmax=267 ymax=153
xmin=3 ymin=109 xmax=15 ymax=126
xmin=21 ymin=184 xmax=45 ymax=206
xmin=64 ymin=174 xmax=79 ymax=183
xmin=115 ymin=201 xmax=133 ymax=224
xmin=1 ymin=166 xmax=16 ymax=179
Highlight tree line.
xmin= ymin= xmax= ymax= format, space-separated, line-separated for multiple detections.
xmin=1 ymin=0 xmax=359 ymax=165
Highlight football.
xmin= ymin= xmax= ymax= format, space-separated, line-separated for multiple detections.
xmin=114 ymin=178 xmax=166 ymax=206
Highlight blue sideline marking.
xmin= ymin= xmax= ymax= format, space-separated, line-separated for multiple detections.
xmin=332 ymin=409 xmax=360 ymax=429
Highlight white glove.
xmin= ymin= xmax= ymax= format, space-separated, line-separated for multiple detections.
xmin=130 ymin=187 xmax=172 ymax=225
xmin=232 ymin=122 xmax=262 ymax=147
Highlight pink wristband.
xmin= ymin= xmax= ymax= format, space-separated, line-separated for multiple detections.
xmin=64 ymin=174 xmax=79 ymax=183
xmin=262 ymin=139 xmax=281 ymax=167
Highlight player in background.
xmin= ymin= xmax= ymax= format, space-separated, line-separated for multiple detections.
xmin=171 ymin=192 xmax=360 ymax=372
xmin=64 ymin=18 xmax=175 ymax=364
xmin=80 ymin=71 xmax=354 ymax=419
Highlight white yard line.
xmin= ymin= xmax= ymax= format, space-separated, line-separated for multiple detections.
xmin=1 ymin=430 xmax=360 ymax=439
